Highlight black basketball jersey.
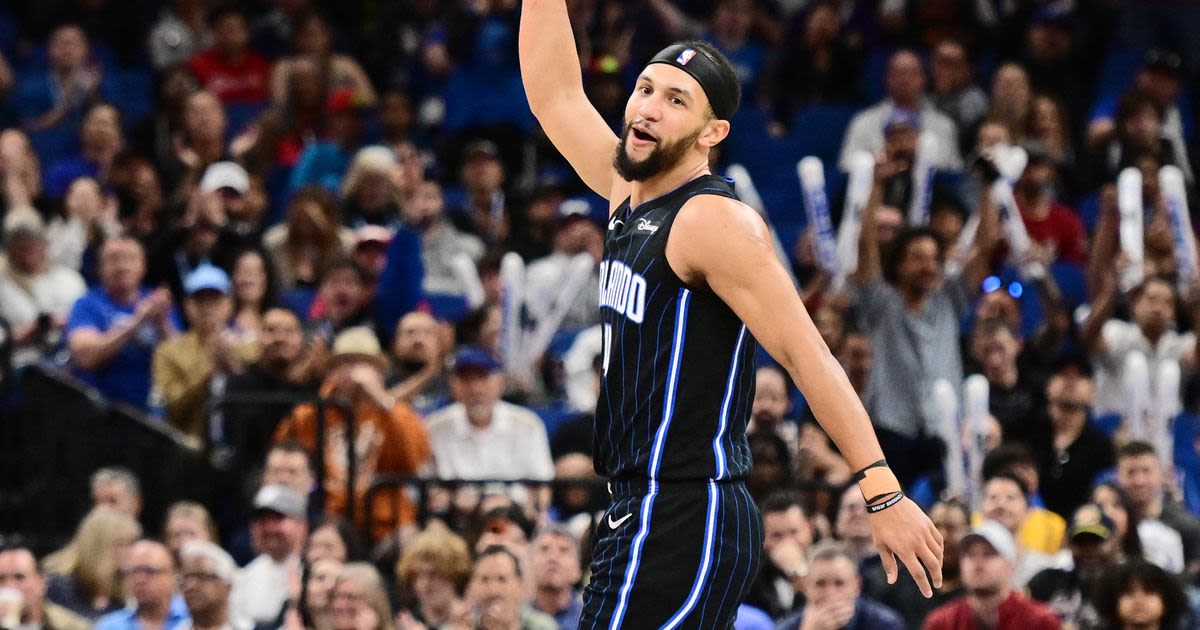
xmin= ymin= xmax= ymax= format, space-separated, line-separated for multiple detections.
xmin=594 ymin=174 xmax=758 ymax=482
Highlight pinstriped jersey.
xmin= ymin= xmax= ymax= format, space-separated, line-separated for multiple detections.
xmin=594 ymin=174 xmax=758 ymax=482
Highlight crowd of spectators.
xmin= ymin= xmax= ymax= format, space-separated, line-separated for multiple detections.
xmin=1 ymin=0 xmax=1200 ymax=628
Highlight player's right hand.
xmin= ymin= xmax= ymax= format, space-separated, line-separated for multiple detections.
xmin=869 ymin=496 xmax=944 ymax=598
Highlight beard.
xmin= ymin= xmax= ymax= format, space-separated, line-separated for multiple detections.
xmin=613 ymin=121 xmax=703 ymax=182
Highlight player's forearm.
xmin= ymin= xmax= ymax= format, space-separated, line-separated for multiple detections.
xmin=519 ymin=0 xmax=585 ymax=113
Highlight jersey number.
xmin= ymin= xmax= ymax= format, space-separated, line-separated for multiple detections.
xmin=602 ymin=323 xmax=612 ymax=377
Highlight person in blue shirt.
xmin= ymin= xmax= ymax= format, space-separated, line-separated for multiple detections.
xmin=66 ymin=235 xmax=177 ymax=410
xmin=775 ymin=541 xmax=905 ymax=630
xmin=13 ymin=24 xmax=106 ymax=166
xmin=529 ymin=525 xmax=584 ymax=629
xmin=95 ymin=540 xmax=190 ymax=630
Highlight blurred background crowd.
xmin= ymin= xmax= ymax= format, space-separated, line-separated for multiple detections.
xmin=1 ymin=0 xmax=1200 ymax=628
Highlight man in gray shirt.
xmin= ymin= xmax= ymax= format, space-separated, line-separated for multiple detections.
xmin=849 ymin=152 xmax=1000 ymax=484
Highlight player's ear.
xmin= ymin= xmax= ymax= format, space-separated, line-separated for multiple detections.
xmin=699 ymin=118 xmax=730 ymax=148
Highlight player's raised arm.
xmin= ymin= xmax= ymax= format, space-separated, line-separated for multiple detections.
xmin=667 ymin=196 xmax=945 ymax=597
xmin=519 ymin=0 xmax=621 ymax=199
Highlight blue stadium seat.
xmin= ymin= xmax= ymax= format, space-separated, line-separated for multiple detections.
xmin=791 ymin=105 xmax=856 ymax=167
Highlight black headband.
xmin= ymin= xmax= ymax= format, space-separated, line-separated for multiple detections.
xmin=646 ymin=43 xmax=739 ymax=121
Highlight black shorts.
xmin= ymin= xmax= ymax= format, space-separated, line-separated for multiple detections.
xmin=579 ymin=479 xmax=763 ymax=629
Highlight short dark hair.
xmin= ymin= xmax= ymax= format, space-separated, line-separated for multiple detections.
xmin=1117 ymin=440 xmax=1159 ymax=462
xmin=760 ymin=491 xmax=805 ymax=517
xmin=309 ymin=517 xmax=367 ymax=562
xmin=983 ymin=471 xmax=1029 ymax=501
xmin=972 ymin=316 xmax=1020 ymax=343
xmin=0 ymin=545 xmax=41 ymax=576
xmin=269 ymin=439 xmax=315 ymax=473
xmin=1095 ymin=560 xmax=1187 ymax=627
xmin=206 ymin=2 xmax=247 ymax=27
xmin=1116 ymin=89 xmax=1163 ymax=125
xmin=981 ymin=443 xmax=1037 ymax=481
xmin=882 ymin=227 xmax=944 ymax=285
xmin=320 ymin=258 xmax=369 ymax=286
xmin=476 ymin=544 xmax=523 ymax=579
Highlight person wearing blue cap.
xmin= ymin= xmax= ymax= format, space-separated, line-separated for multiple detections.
xmin=151 ymin=264 xmax=256 ymax=442
xmin=520 ymin=3 xmax=944 ymax=626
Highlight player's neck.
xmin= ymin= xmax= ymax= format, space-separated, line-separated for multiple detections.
xmin=628 ymin=159 xmax=711 ymax=210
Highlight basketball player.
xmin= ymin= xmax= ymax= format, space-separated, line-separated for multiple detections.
xmin=519 ymin=2 xmax=943 ymax=627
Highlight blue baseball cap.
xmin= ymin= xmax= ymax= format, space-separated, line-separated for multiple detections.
xmin=452 ymin=346 xmax=501 ymax=373
xmin=883 ymin=107 xmax=921 ymax=134
xmin=184 ymin=264 xmax=232 ymax=296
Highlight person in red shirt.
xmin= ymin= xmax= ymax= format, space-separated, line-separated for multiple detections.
xmin=923 ymin=520 xmax=1061 ymax=630
xmin=1014 ymin=145 xmax=1087 ymax=266
xmin=186 ymin=4 xmax=270 ymax=106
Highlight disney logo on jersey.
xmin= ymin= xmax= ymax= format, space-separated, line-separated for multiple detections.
xmin=635 ymin=218 xmax=659 ymax=234
xmin=598 ymin=260 xmax=647 ymax=324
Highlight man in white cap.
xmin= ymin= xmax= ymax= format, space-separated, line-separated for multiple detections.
xmin=230 ymin=484 xmax=307 ymax=625
xmin=198 ymin=161 xmax=264 ymax=247
xmin=178 ymin=541 xmax=251 ymax=630
xmin=923 ymin=520 xmax=1060 ymax=630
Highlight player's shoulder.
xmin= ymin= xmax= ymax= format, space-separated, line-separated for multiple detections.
xmin=675 ymin=192 xmax=769 ymax=242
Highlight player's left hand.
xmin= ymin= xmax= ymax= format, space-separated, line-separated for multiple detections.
xmin=869 ymin=496 xmax=944 ymax=598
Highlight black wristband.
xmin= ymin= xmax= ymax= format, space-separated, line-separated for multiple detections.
xmin=865 ymin=490 xmax=906 ymax=513
xmin=851 ymin=459 xmax=889 ymax=483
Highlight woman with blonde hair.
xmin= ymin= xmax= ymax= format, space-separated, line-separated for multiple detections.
xmin=329 ymin=563 xmax=395 ymax=630
xmin=395 ymin=523 xmax=471 ymax=628
xmin=339 ymin=146 xmax=402 ymax=229
xmin=263 ymin=186 xmax=354 ymax=290
xmin=163 ymin=501 xmax=218 ymax=562
xmin=43 ymin=507 xmax=142 ymax=619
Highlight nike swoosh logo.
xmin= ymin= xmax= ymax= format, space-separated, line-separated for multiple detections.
xmin=607 ymin=513 xmax=632 ymax=529
xmin=608 ymin=217 xmax=624 ymax=230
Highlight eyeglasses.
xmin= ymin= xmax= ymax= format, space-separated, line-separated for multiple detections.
xmin=180 ymin=572 xmax=222 ymax=583
xmin=982 ymin=276 xmax=1024 ymax=299
xmin=123 ymin=566 xmax=170 ymax=578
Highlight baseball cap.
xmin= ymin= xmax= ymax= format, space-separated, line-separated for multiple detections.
xmin=463 ymin=139 xmax=500 ymax=162
xmin=198 ymin=161 xmax=250 ymax=195
xmin=354 ymin=224 xmax=394 ymax=248
xmin=1068 ymin=503 xmax=1114 ymax=541
xmin=252 ymin=484 xmax=307 ymax=520
xmin=328 ymin=326 xmax=386 ymax=368
xmin=959 ymin=519 xmax=1017 ymax=563
xmin=557 ymin=198 xmax=601 ymax=227
xmin=884 ymin=107 xmax=921 ymax=134
xmin=183 ymin=264 xmax=232 ymax=296
xmin=452 ymin=346 xmax=501 ymax=373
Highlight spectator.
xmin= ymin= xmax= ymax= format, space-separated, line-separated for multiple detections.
xmin=270 ymin=11 xmax=376 ymax=108
xmin=304 ymin=518 xmax=364 ymax=565
xmin=145 ymin=188 xmax=243 ymax=302
xmin=1094 ymin=560 xmax=1187 ymax=630
xmin=229 ymin=248 xmax=275 ymax=344
xmin=0 ymin=129 xmax=46 ymax=220
xmin=528 ymin=525 xmax=583 ymax=629
xmin=395 ymin=524 xmax=471 ymax=629
xmin=296 ymin=556 xmax=342 ymax=630
xmin=187 ymin=4 xmax=271 ymax=107
xmin=166 ymin=91 xmax=230 ymax=204
xmin=870 ymin=499 xmax=969 ymax=629
xmin=387 ymin=310 xmax=449 ymax=413
xmin=987 ymin=63 xmax=1033 ymax=144
xmin=426 ymin=347 xmax=554 ymax=482
xmin=1092 ymin=482 xmax=1184 ymax=574
xmin=348 ymin=226 xmax=392 ymax=300
xmin=287 ymin=88 xmax=372 ymax=196
xmin=451 ymin=546 xmax=557 ymax=630
xmin=448 ymin=140 xmax=510 ymax=247
xmin=339 ymin=147 xmax=401 ymax=229
xmin=402 ymin=179 xmax=485 ymax=298
xmin=43 ymin=102 xmax=123 ymax=200
xmin=95 ymin=541 xmax=189 ymax=630
xmin=1089 ymin=90 xmax=1184 ymax=187
xmin=850 ymin=150 xmax=999 ymax=485
xmin=328 ymin=564 xmax=394 ymax=630
xmin=767 ymin=1 xmax=860 ymax=129
xmin=90 ymin=467 xmax=142 ymax=519
xmin=745 ymin=492 xmax=813 ymax=620
xmin=14 ymin=24 xmax=105 ymax=165
xmin=148 ymin=0 xmax=212 ymax=71
xmin=0 ymin=546 xmax=90 ymax=630
xmin=523 ymin=200 xmax=603 ymax=332
xmin=231 ymin=484 xmax=307 ymax=625
xmin=747 ymin=365 xmax=799 ymax=457
xmin=1087 ymin=49 xmax=1193 ymax=183
xmin=43 ymin=508 xmax=141 ymax=620
xmin=834 ymin=485 xmax=877 ymax=567
xmin=273 ymin=326 xmax=432 ymax=539
xmin=703 ymin=0 xmax=767 ymax=97
xmin=1013 ymin=146 xmax=1087 ymax=266
xmin=110 ymin=154 xmax=167 ymax=241
xmin=222 ymin=309 xmax=321 ymax=468
xmin=774 ymin=541 xmax=905 ymax=630
xmin=163 ymin=502 xmax=218 ymax=563
xmin=922 ymin=520 xmax=1060 ymax=630
xmin=66 ymin=235 xmax=176 ymax=410
xmin=1026 ymin=370 xmax=1115 ymax=519
xmin=1115 ymin=442 xmax=1200 ymax=576
xmin=1026 ymin=95 xmax=1077 ymax=181
xmin=178 ymin=541 xmax=247 ymax=630
xmin=0 ymin=212 xmax=86 ymax=368
xmin=305 ymin=259 xmax=373 ymax=338
xmin=262 ymin=441 xmax=317 ymax=500
xmin=839 ymin=50 xmax=962 ymax=172
xmin=746 ymin=431 xmax=792 ymax=503
xmin=981 ymin=443 xmax=1068 ymax=557
xmin=978 ymin=472 xmax=1061 ymax=587
xmin=968 ymin=317 xmax=1047 ymax=439
xmin=262 ymin=186 xmax=354 ymax=292
xmin=152 ymin=264 xmax=256 ymax=441
xmin=1027 ymin=504 xmax=1118 ymax=630
xmin=929 ymin=38 xmax=988 ymax=152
